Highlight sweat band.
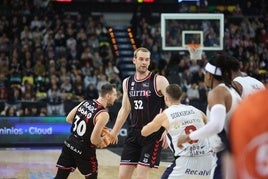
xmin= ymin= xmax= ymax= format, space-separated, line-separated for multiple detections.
xmin=205 ymin=62 xmax=222 ymax=76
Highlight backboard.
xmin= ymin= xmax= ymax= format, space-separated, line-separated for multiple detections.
xmin=161 ymin=13 xmax=224 ymax=51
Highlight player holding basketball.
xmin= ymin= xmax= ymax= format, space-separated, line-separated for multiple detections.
xmin=177 ymin=54 xmax=241 ymax=179
xmin=54 ymin=83 xmax=117 ymax=179
xmin=141 ymin=84 xmax=216 ymax=179
xmin=109 ymin=47 xmax=169 ymax=179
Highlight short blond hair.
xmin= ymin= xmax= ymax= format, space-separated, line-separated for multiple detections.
xmin=133 ymin=47 xmax=150 ymax=58
xmin=166 ymin=84 xmax=183 ymax=101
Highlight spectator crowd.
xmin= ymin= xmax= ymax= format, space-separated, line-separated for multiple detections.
xmin=0 ymin=0 xmax=267 ymax=116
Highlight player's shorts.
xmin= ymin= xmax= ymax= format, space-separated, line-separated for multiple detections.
xmin=56 ymin=136 xmax=98 ymax=176
xmin=161 ymin=153 xmax=217 ymax=179
xmin=120 ymin=127 xmax=164 ymax=168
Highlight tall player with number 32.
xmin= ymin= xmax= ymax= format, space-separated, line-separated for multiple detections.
xmin=110 ymin=47 xmax=169 ymax=179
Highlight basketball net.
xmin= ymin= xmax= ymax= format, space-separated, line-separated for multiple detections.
xmin=186 ymin=44 xmax=203 ymax=60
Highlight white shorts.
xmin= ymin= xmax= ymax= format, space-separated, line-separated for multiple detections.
xmin=161 ymin=154 xmax=216 ymax=179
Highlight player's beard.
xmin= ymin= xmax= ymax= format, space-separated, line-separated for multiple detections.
xmin=107 ymin=100 xmax=114 ymax=107
xmin=137 ymin=66 xmax=148 ymax=74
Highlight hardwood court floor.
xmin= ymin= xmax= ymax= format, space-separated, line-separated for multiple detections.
xmin=0 ymin=148 xmax=171 ymax=179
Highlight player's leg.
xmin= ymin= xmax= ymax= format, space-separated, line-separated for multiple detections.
xmin=77 ymin=154 xmax=98 ymax=179
xmin=119 ymin=165 xmax=136 ymax=179
xmin=55 ymin=146 xmax=76 ymax=179
xmin=119 ymin=129 xmax=141 ymax=179
xmin=213 ymin=151 xmax=224 ymax=179
xmin=54 ymin=168 xmax=72 ymax=179
xmin=119 ymin=146 xmax=139 ymax=179
xmin=136 ymin=164 xmax=151 ymax=179
xmin=137 ymin=134 xmax=163 ymax=179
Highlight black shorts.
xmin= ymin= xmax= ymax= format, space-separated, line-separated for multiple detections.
xmin=120 ymin=127 xmax=164 ymax=168
xmin=56 ymin=136 xmax=97 ymax=176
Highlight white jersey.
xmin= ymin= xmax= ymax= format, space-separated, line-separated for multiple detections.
xmin=233 ymin=76 xmax=265 ymax=98
xmin=163 ymin=104 xmax=216 ymax=179
xmin=164 ymin=104 xmax=211 ymax=157
xmin=207 ymin=84 xmax=241 ymax=152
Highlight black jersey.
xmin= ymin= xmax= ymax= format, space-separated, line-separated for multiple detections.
xmin=69 ymin=100 xmax=106 ymax=150
xmin=56 ymin=99 xmax=104 ymax=176
xmin=127 ymin=72 xmax=165 ymax=129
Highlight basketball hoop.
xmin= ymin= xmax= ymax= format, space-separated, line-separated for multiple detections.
xmin=186 ymin=44 xmax=203 ymax=60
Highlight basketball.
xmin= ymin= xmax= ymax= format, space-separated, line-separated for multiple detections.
xmin=101 ymin=127 xmax=110 ymax=137
xmin=98 ymin=127 xmax=112 ymax=148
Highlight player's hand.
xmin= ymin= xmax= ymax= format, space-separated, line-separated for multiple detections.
xmin=177 ymin=134 xmax=191 ymax=148
xmin=97 ymin=127 xmax=112 ymax=148
xmin=160 ymin=131 xmax=168 ymax=149
xmin=97 ymin=137 xmax=110 ymax=148
xmin=109 ymin=130 xmax=118 ymax=144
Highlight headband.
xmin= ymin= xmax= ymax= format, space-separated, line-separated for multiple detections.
xmin=205 ymin=62 xmax=222 ymax=76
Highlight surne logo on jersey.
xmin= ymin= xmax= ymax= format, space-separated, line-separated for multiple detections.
xmin=129 ymin=90 xmax=152 ymax=97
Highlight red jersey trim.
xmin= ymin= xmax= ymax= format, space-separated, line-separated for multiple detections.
xmin=93 ymin=109 xmax=107 ymax=125
xmin=154 ymin=74 xmax=163 ymax=97
xmin=93 ymin=99 xmax=103 ymax=106
xmin=138 ymin=162 xmax=159 ymax=169
xmin=56 ymin=164 xmax=75 ymax=172
xmin=134 ymin=72 xmax=152 ymax=82
xmin=119 ymin=162 xmax=159 ymax=169
xmin=125 ymin=77 xmax=130 ymax=91
xmin=92 ymin=99 xmax=106 ymax=125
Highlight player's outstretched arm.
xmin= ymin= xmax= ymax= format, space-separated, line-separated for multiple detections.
xmin=141 ymin=113 xmax=168 ymax=136
xmin=110 ymin=79 xmax=131 ymax=144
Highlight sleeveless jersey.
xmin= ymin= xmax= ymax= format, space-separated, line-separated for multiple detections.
xmin=233 ymin=76 xmax=264 ymax=98
xmin=70 ymin=100 xmax=106 ymax=149
xmin=164 ymin=104 xmax=211 ymax=157
xmin=127 ymin=72 xmax=165 ymax=129
xmin=207 ymin=84 xmax=241 ymax=152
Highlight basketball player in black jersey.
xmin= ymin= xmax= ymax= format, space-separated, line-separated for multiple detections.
xmin=110 ymin=47 xmax=170 ymax=179
xmin=54 ymin=83 xmax=118 ymax=179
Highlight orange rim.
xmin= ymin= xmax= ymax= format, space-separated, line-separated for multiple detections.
xmin=186 ymin=44 xmax=201 ymax=51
